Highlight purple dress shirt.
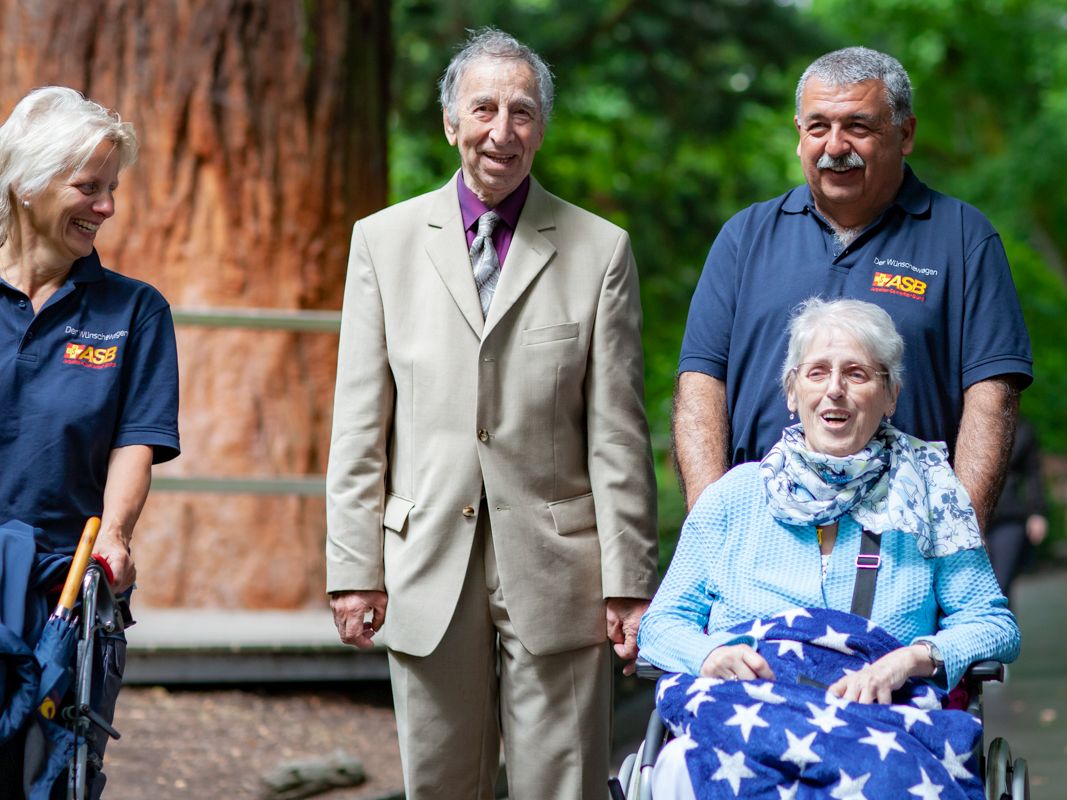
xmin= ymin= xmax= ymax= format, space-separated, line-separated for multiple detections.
xmin=458 ymin=174 xmax=531 ymax=268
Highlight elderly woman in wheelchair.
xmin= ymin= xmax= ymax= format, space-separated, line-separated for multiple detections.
xmin=633 ymin=298 xmax=1020 ymax=800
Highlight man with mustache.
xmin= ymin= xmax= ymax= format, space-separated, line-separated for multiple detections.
xmin=326 ymin=27 xmax=658 ymax=799
xmin=673 ymin=47 xmax=1031 ymax=528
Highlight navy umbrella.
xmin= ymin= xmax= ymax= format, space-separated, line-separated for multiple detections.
xmin=33 ymin=517 xmax=101 ymax=711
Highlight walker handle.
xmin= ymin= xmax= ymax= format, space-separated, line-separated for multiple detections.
xmin=56 ymin=517 xmax=102 ymax=613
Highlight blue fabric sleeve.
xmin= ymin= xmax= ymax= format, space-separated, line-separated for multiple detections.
xmin=112 ymin=303 xmax=180 ymax=464
xmin=637 ymin=486 xmax=755 ymax=674
xmin=677 ymin=218 xmax=740 ymax=379
xmin=960 ymin=231 xmax=1033 ymax=389
xmin=912 ymin=546 xmax=1020 ymax=689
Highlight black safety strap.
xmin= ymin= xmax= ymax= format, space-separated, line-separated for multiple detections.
xmin=850 ymin=529 xmax=882 ymax=619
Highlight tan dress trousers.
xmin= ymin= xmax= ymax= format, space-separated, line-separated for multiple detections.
xmin=387 ymin=502 xmax=612 ymax=799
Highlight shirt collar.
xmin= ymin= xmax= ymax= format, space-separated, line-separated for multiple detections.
xmin=458 ymin=174 xmax=531 ymax=233
xmin=892 ymin=164 xmax=930 ymax=216
xmin=782 ymin=163 xmax=931 ymax=219
xmin=0 ymin=249 xmax=103 ymax=295
xmin=68 ymin=249 xmax=106 ymax=283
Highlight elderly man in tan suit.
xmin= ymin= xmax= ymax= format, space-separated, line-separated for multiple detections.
xmin=326 ymin=28 xmax=658 ymax=799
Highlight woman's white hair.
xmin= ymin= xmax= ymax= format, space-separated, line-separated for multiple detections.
xmin=780 ymin=297 xmax=904 ymax=396
xmin=0 ymin=86 xmax=138 ymax=243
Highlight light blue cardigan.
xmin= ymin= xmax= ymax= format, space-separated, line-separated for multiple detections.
xmin=637 ymin=463 xmax=1020 ymax=689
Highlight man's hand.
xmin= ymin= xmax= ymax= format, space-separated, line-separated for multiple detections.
xmin=699 ymin=644 xmax=775 ymax=682
xmin=330 ymin=590 xmax=388 ymax=649
xmin=93 ymin=527 xmax=136 ymax=594
xmin=828 ymin=645 xmax=929 ymax=704
xmin=606 ymin=597 xmax=650 ymax=675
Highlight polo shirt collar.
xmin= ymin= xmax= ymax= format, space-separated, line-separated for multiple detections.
xmin=782 ymin=184 xmax=812 ymax=215
xmin=458 ymin=174 xmax=530 ymax=233
xmin=782 ymin=163 xmax=932 ymax=219
xmin=67 ymin=249 xmax=106 ymax=284
xmin=892 ymin=164 xmax=931 ymax=216
xmin=0 ymin=249 xmax=103 ymax=297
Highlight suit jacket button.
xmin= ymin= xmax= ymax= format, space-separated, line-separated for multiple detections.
xmin=477 ymin=429 xmax=489 ymax=442
xmin=462 ymin=505 xmax=476 ymax=517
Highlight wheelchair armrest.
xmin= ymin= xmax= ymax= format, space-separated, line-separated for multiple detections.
xmin=635 ymin=656 xmax=666 ymax=681
xmin=964 ymin=660 xmax=1004 ymax=683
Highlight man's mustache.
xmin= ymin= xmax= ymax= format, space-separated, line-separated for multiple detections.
xmin=816 ymin=152 xmax=866 ymax=171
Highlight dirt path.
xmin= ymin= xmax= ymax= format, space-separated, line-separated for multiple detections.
xmin=103 ymin=684 xmax=403 ymax=800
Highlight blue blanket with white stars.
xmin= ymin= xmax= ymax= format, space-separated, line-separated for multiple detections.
xmin=655 ymin=608 xmax=984 ymax=799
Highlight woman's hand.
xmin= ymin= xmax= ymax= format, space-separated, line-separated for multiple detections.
xmin=94 ymin=527 xmax=136 ymax=593
xmin=700 ymin=644 xmax=776 ymax=681
xmin=828 ymin=645 xmax=931 ymax=704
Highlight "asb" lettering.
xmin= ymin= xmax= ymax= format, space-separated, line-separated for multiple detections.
xmin=64 ymin=343 xmax=118 ymax=365
xmin=871 ymin=272 xmax=927 ymax=296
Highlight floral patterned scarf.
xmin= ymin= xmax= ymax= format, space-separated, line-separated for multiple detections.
xmin=760 ymin=422 xmax=982 ymax=557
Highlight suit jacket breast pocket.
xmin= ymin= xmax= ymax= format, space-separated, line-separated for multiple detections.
xmin=521 ymin=322 xmax=579 ymax=346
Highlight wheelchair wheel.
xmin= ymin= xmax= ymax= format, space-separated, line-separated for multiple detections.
xmin=1010 ymin=757 xmax=1029 ymax=800
xmin=985 ymin=737 xmax=1011 ymax=800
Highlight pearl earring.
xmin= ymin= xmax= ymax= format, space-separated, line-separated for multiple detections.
xmin=21 ymin=199 xmax=29 ymax=209
xmin=789 ymin=412 xmax=796 ymax=421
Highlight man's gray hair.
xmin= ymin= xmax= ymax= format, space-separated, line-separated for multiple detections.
xmin=796 ymin=47 xmax=913 ymax=125
xmin=0 ymin=86 xmax=138 ymax=244
xmin=780 ymin=297 xmax=905 ymax=396
xmin=439 ymin=28 xmax=554 ymax=127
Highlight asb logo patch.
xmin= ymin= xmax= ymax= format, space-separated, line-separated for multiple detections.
xmin=63 ymin=342 xmax=119 ymax=368
xmin=870 ymin=271 xmax=926 ymax=301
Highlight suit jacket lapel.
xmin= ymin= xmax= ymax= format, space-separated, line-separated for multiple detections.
xmin=425 ymin=174 xmax=484 ymax=338
xmin=483 ymin=177 xmax=557 ymax=338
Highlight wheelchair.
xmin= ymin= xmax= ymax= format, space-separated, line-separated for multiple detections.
xmin=609 ymin=658 xmax=1030 ymax=800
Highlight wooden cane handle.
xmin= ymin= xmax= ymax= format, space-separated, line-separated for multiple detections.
xmin=56 ymin=517 xmax=102 ymax=613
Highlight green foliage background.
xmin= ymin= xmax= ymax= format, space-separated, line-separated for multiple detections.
xmin=387 ymin=0 xmax=1067 ymax=547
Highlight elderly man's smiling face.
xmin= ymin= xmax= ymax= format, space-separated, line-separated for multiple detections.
xmin=795 ymin=77 xmax=915 ymax=231
xmin=444 ymin=57 xmax=545 ymax=208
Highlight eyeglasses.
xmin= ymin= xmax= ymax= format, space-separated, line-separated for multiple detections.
xmin=792 ymin=362 xmax=888 ymax=386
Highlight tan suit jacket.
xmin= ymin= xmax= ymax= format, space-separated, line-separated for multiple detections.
xmin=326 ymin=174 xmax=658 ymax=657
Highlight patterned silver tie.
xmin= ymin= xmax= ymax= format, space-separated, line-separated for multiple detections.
xmin=469 ymin=210 xmax=501 ymax=318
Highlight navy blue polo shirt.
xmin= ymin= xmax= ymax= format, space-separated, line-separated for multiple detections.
xmin=0 ymin=250 xmax=180 ymax=553
xmin=679 ymin=165 xmax=1032 ymax=465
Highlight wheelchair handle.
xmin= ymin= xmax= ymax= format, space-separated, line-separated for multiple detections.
xmin=635 ymin=657 xmax=665 ymax=681
xmin=56 ymin=517 xmax=102 ymax=616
